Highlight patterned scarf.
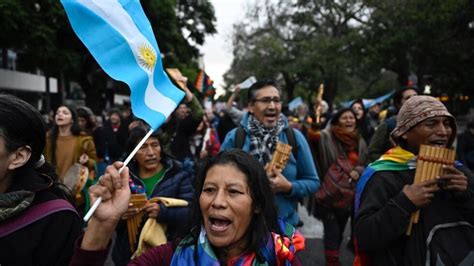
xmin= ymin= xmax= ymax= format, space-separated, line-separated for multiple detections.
xmin=248 ymin=114 xmax=285 ymax=165
xmin=0 ymin=191 xmax=35 ymax=222
xmin=330 ymin=126 xmax=359 ymax=152
xmin=170 ymin=220 xmax=305 ymax=266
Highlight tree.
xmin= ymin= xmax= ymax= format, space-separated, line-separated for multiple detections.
xmin=0 ymin=0 xmax=217 ymax=112
xmin=225 ymin=0 xmax=474 ymax=111
xmin=80 ymin=0 xmax=217 ymax=111
xmin=358 ymin=0 xmax=474 ymax=96
xmin=0 ymin=0 xmax=29 ymax=67
xmin=225 ymin=0 xmax=368 ymax=107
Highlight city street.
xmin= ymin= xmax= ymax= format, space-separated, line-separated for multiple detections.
xmin=2 ymin=1 xmax=472 ymax=264
xmin=297 ymin=204 xmax=355 ymax=265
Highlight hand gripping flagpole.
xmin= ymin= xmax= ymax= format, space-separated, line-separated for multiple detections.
xmin=60 ymin=0 xmax=185 ymax=222
xmin=83 ymin=128 xmax=155 ymax=222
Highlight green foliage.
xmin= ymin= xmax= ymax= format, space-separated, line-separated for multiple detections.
xmin=0 ymin=0 xmax=29 ymax=48
xmin=141 ymin=0 xmax=216 ymax=81
xmin=226 ymin=0 xmax=474 ymax=109
xmin=0 ymin=0 xmax=216 ymax=111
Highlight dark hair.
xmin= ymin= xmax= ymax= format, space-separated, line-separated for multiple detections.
xmin=126 ymin=127 xmax=167 ymax=164
xmin=467 ymin=120 xmax=474 ymax=130
xmin=393 ymin=86 xmax=418 ymax=108
xmin=49 ymin=105 xmax=81 ymax=166
xmin=77 ymin=107 xmax=96 ymax=134
xmin=350 ymin=99 xmax=366 ymax=119
xmin=330 ymin=107 xmax=358 ymax=127
xmin=0 ymin=94 xmax=71 ymax=199
xmin=108 ymin=108 xmax=122 ymax=120
xmin=0 ymin=94 xmax=46 ymax=166
xmin=247 ymin=79 xmax=279 ymax=103
xmin=186 ymin=149 xmax=280 ymax=262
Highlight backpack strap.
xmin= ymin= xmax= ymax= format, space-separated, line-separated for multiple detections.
xmin=285 ymin=127 xmax=298 ymax=159
xmin=234 ymin=125 xmax=299 ymax=159
xmin=0 ymin=199 xmax=78 ymax=238
xmin=234 ymin=125 xmax=246 ymax=150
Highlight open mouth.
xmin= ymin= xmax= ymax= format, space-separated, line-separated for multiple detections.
xmin=209 ymin=216 xmax=231 ymax=232
xmin=429 ymin=140 xmax=447 ymax=147
xmin=344 ymin=124 xmax=355 ymax=129
xmin=264 ymin=113 xmax=277 ymax=122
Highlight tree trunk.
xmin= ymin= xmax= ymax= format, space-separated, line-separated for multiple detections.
xmin=80 ymin=56 xmax=107 ymax=114
xmin=44 ymin=73 xmax=51 ymax=113
xmin=282 ymin=72 xmax=296 ymax=101
xmin=394 ymin=52 xmax=410 ymax=87
xmin=324 ymin=78 xmax=337 ymax=113
xmin=1 ymin=48 xmax=8 ymax=69
xmin=81 ymin=72 xmax=107 ymax=114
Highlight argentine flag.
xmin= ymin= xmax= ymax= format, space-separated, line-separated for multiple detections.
xmin=61 ymin=0 xmax=185 ymax=129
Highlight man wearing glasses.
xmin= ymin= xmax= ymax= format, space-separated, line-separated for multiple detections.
xmin=221 ymin=79 xmax=320 ymax=227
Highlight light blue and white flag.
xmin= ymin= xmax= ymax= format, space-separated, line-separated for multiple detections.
xmin=288 ymin=97 xmax=303 ymax=112
xmin=61 ymin=0 xmax=184 ymax=129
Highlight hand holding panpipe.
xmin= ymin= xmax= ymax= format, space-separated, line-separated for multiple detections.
xmin=126 ymin=194 xmax=162 ymax=252
xmin=266 ymin=142 xmax=293 ymax=173
xmin=406 ymin=145 xmax=456 ymax=236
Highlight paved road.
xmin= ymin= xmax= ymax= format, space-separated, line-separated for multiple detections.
xmin=297 ymin=204 xmax=355 ymax=265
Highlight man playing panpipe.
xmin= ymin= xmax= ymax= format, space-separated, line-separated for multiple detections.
xmin=354 ymin=95 xmax=474 ymax=266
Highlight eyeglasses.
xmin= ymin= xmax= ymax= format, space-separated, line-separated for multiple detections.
xmin=253 ymin=97 xmax=282 ymax=105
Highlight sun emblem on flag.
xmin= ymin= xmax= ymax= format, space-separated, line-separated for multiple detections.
xmin=138 ymin=44 xmax=157 ymax=70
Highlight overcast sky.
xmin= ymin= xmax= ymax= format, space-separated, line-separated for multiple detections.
xmin=200 ymin=0 xmax=253 ymax=93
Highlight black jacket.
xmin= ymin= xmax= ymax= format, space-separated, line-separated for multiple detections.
xmin=355 ymin=166 xmax=474 ymax=265
xmin=457 ymin=130 xmax=474 ymax=170
xmin=160 ymin=97 xmax=203 ymax=161
xmin=96 ymin=122 xmax=129 ymax=162
xmin=112 ymin=157 xmax=194 ymax=265
xmin=0 ymin=168 xmax=81 ymax=266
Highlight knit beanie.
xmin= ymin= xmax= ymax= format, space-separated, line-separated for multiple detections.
xmin=390 ymin=95 xmax=457 ymax=145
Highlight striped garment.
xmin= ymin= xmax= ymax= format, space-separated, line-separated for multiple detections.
xmin=170 ymin=219 xmax=304 ymax=266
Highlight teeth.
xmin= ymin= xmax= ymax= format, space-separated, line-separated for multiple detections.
xmin=211 ymin=224 xmax=228 ymax=232
xmin=210 ymin=219 xmax=230 ymax=232
xmin=431 ymin=141 xmax=446 ymax=146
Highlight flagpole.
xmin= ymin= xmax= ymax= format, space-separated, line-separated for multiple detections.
xmin=83 ymin=128 xmax=155 ymax=222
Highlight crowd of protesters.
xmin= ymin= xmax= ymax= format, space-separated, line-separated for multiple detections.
xmin=0 ymin=72 xmax=473 ymax=266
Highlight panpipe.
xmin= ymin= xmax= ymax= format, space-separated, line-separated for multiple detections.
xmin=127 ymin=194 xmax=147 ymax=253
xmin=266 ymin=142 xmax=293 ymax=172
xmin=315 ymin=84 xmax=324 ymax=124
xmin=406 ymin=145 xmax=456 ymax=236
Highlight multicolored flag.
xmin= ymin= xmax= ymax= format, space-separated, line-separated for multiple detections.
xmin=194 ymin=69 xmax=215 ymax=96
xmin=61 ymin=0 xmax=184 ymax=129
